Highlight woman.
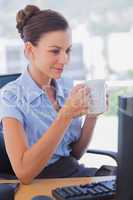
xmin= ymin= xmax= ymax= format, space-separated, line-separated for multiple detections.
xmin=0 ymin=5 xmax=104 ymax=184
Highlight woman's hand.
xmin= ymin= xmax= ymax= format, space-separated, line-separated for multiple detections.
xmin=61 ymin=84 xmax=90 ymax=119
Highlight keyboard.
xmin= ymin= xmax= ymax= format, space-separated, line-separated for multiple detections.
xmin=52 ymin=179 xmax=116 ymax=200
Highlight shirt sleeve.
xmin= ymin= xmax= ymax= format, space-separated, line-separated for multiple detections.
xmin=0 ymin=86 xmax=24 ymax=126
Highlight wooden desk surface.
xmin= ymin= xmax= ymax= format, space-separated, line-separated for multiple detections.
xmin=0 ymin=176 xmax=115 ymax=200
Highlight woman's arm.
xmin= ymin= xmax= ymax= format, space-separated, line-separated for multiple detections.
xmin=2 ymin=110 xmax=72 ymax=184
xmin=71 ymin=115 xmax=97 ymax=160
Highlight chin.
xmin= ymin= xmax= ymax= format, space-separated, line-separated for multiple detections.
xmin=53 ymin=74 xmax=62 ymax=80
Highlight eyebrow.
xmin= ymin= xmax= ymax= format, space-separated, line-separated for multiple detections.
xmin=48 ymin=45 xmax=72 ymax=49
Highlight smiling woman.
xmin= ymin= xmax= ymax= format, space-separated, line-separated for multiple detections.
xmin=25 ymin=29 xmax=72 ymax=83
xmin=25 ymin=29 xmax=71 ymax=84
xmin=16 ymin=5 xmax=72 ymax=86
xmin=0 ymin=4 xmax=102 ymax=184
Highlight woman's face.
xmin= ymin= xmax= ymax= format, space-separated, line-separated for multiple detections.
xmin=26 ymin=29 xmax=72 ymax=80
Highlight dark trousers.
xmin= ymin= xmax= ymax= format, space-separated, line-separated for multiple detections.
xmin=37 ymin=156 xmax=97 ymax=178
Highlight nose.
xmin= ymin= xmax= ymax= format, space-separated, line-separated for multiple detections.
xmin=58 ymin=52 xmax=69 ymax=65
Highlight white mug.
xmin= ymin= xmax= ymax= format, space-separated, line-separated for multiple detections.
xmin=86 ymin=79 xmax=106 ymax=114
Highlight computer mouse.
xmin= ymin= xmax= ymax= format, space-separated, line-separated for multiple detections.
xmin=32 ymin=195 xmax=53 ymax=200
xmin=0 ymin=183 xmax=19 ymax=200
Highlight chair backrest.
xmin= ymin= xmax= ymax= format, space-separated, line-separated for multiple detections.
xmin=0 ymin=73 xmax=21 ymax=176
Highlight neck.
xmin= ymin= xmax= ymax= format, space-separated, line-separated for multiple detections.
xmin=28 ymin=65 xmax=52 ymax=89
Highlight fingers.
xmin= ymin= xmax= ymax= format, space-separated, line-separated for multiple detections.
xmin=70 ymin=84 xmax=85 ymax=95
xmin=78 ymin=108 xmax=89 ymax=117
xmin=77 ymin=86 xmax=90 ymax=101
xmin=69 ymin=85 xmax=90 ymax=107
xmin=71 ymin=84 xmax=90 ymax=95
xmin=66 ymin=84 xmax=93 ymax=118
xmin=74 ymin=83 xmax=86 ymax=90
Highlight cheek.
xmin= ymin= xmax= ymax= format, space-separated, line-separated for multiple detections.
xmin=35 ymin=54 xmax=58 ymax=71
xmin=34 ymin=51 xmax=47 ymax=64
xmin=34 ymin=49 xmax=58 ymax=67
xmin=44 ymin=56 xmax=59 ymax=67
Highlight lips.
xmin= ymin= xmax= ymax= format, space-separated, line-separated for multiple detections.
xmin=54 ymin=68 xmax=63 ymax=72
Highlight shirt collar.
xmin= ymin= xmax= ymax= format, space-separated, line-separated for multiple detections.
xmin=20 ymin=67 xmax=65 ymax=103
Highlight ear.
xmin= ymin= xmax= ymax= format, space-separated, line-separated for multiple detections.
xmin=24 ymin=42 xmax=35 ymax=60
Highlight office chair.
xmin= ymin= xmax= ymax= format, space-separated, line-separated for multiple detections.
xmin=0 ymin=73 xmax=21 ymax=178
xmin=0 ymin=73 xmax=117 ymax=177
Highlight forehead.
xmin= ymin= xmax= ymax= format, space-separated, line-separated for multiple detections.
xmin=38 ymin=29 xmax=72 ymax=48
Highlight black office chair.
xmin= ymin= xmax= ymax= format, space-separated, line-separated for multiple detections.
xmin=0 ymin=73 xmax=117 ymax=178
xmin=0 ymin=73 xmax=21 ymax=88
xmin=0 ymin=73 xmax=21 ymax=178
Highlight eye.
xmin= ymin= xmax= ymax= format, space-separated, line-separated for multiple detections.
xmin=66 ymin=48 xmax=72 ymax=54
xmin=50 ymin=49 xmax=60 ymax=55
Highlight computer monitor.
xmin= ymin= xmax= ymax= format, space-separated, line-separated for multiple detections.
xmin=117 ymin=95 xmax=133 ymax=200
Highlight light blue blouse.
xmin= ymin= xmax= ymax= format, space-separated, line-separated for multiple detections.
xmin=0 ymin=67 xmax=82 ymax=166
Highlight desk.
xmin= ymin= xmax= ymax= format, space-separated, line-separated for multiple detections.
xmin=0 ymin=176 xmax=115 ymax=200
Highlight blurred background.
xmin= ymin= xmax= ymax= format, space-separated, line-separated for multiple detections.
xmin=0 ymin=0 xmax=133 ymax=168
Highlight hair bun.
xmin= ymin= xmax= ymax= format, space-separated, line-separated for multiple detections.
xmin=16 ymin=5 xmax=40 ymax=37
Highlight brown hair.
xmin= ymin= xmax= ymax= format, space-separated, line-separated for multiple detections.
xmin=16 ymin=5 xmax=69 ymax=45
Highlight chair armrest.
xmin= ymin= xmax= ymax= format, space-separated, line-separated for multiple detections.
xmin=86 ymin=149 xmax=118 ymax=163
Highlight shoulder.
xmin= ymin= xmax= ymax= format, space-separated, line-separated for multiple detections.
xmin=0 ymin=76 xmax=25 ymax=125
xmin=0 ymin=76 xmax=23 ymax=106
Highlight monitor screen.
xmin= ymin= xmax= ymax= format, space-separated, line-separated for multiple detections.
xmin=117 ymin=95 xmax=133 ymax=200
